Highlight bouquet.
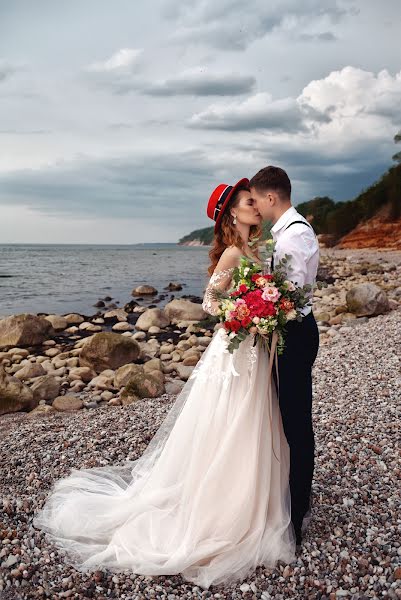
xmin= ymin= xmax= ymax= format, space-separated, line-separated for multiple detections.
xmin=212 ymin=239 xmax=323 ymax=354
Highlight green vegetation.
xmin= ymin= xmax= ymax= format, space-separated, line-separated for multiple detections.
xmin=297 ymin=162 xmax=401 ymax=240
xmin=179 ymin=161 xmax=401 ymax=245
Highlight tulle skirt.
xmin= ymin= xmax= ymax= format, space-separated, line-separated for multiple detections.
xmin=33 ymin=328 xmax=296 ymax=589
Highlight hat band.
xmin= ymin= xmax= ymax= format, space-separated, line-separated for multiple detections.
xmin=213 ymin=185 xmax=233 ymax=221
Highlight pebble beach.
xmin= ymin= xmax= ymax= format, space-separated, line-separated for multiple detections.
xmin=0 ymin=249 xmax=400 ymax=599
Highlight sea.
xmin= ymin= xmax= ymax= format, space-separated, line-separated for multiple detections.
xmin=0 ymin=244 xmax=211 ymax=318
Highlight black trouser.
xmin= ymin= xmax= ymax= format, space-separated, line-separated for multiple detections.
xmin=272 ymin=311 xmax=319 ymax=536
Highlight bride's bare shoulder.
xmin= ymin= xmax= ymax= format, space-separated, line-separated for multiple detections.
xmin=215 ymin=246 xmax=242 ymax=272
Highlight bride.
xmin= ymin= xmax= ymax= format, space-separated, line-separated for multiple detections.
xmin=33 ymin=178 xmax=297 ymax=590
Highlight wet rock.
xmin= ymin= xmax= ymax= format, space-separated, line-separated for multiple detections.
xmin=0 ymin=364 xmax=36 ymax=415
xmin=164 ymin=299 xmax=207 ymax=324
xmin=0 ymin=314 xmax=54 ymax=349
xmin=135 ymin=308 xmax=170 ymax=332
xmin=131 ymin=285 xmax=158 ymax=296
xmin=79 ymin=332 xmax=140 ymax=373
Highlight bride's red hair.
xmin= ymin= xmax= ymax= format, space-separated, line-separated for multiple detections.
xmin=208 ymin=184 xmax=261 ymax=275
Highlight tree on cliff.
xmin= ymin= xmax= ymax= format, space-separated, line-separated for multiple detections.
xmin=393 ymin=129 xmax=401 ymax=163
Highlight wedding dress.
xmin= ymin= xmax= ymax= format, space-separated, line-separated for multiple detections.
xmin=33 ymin=267 xmax=296 ymax=590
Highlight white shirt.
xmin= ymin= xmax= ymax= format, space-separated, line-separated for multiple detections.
xmin=271 ymin=206 xmax=319 ymax=316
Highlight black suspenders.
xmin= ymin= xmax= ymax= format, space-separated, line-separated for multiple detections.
xmin=271 ymin=220 xmax=314 ymax=270
xmin=284 ymin=220 xmax=313 ymax=231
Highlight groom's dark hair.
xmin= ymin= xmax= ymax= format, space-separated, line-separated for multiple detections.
xmin=249 ymin=166 xmax=291 ymax=200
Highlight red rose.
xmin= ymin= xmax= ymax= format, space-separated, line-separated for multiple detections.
xmin=239 ymin=284 xmax=248 ymax=293
xmin=251 ymin=273 xmax=263 ymax=282
xmin=241 ymin=316 xmax=252 ymax=327
xmin=229 ymin=320 xmax=241 ymax=333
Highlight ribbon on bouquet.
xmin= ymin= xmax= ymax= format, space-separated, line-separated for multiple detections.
xmin=266 ymin=329 xmax=281 ymax=464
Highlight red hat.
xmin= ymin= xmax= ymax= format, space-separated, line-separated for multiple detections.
xmin=206 ymin=178 xmax=249 ymax=232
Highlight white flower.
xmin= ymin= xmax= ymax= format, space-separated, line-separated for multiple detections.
xmin=284 ymin=280 xmax=296 ymax=291
xmin=244 ymin=267 xmax=250 ymax=275
xmin=286 ymin=309 xmax=297 ymax=320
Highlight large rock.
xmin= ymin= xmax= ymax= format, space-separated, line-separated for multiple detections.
xmin=14 ymin=362 xmax=46 ymax=380
xmin=0 ymin=314 xmax=54 ymax=349
xmin=52 ymin=395 xmax=83 ymax=411
xmin=44 ymin=315 xmax=68 ymax=331
xmin=0 ymin=364 xmax=37 ymax=415
xmin=114 ymin=363 xmax=144 ymax=388
xmin=79 ymin=332 xmax=140 ymax=373
xmin=135 ymin=308 xmax=170 ymax=332
xmin=164 ymin=299 xmax=207 ymax=324
xmin=31 ymin=374 xmax=61 ymax=403
xmin=131 ymin=285 xmax=158 ymax=296
xmin=346 ymin=283 xmax=390 ymax=317
xmin=124 ymin=371 xmax=165 ymax=398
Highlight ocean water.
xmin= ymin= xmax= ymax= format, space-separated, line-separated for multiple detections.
xmin=0 ymin=244 xmax=211 ymax=318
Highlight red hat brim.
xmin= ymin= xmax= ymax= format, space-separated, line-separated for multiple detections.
xmin=207 ymin=177 xmax=250 ymax=233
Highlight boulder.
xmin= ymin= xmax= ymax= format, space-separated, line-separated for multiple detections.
xmin=52 ymin=395 xmax=83 ymax=411
xmin=104 ymin=308 xmax=128 ymax=322
xmin=164 ymin=299 xmax=206 ymax=324
xmin=63 ymin=313 xmax=85 ymax=325
xmin=135 ymin=308 xmax=170 ymax=332
xmin=143 ymin=358 xmax=162 ymax=373
xmin=124 ymin=371 xmax=165 ymax=398
xmin=79 ymin=332 xmax=140 ymax=373
xmin=114 ymin=363 xmax=144 ymax=388
xmin=0 ymin=364 xmax=37 ymax=415
xmin=0 ymin=314 xmax=54 ymax=349
xmin=175 ymin=363 xmax=195 ymax=381
xmin=31 ymin=374 xmax=61 ymax=402
xmin=68 ymin=366 xmax=96 ymax=383
xmin=131 ymin=285 xmax=158 ymax=296
xmin=346 ymin=283 xmax=390 ymax=317
xmin=14 ymin=362 xmax=46 ymax=380
xmin=44 ymin=315 xmax=68 ymax=331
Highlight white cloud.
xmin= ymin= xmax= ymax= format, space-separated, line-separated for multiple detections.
xmin=86 ymin=48 xmax=143 ymax=73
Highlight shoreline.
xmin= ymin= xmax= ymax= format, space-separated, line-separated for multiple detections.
xmin=0 ymin=247 xmax=400 ymax=420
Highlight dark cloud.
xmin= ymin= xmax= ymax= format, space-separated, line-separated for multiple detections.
xmin=0 ymin=150 xmax=219 ymax=227
xmin=142 ymin=71 xmax=255 ymax=97
xmin=188 ymin=95 xmax=310 ymax=132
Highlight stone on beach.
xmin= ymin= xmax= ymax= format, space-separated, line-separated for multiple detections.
xmin=52 ymin=395 xmax=84 ymax=411
xmin=30 ymin=374 xmax=61 ymax=402
xmin=0 ymin=364 xmax=37 ymax=416
xmin=135 ymin=307 xmax=170 ymax=331
xmin=79 ymin=332 xmax=140 ymax=373
xmin=131 ymin=285 xmax=158 ymax=296
xmin=346 ymin=282 xmax=390 ymax=316
xmin=44 ymin=314 xmax=68 ymax=331
xmin=0 ymin=314 xmax=54 ymax=349
xmin=164 ymin=299 xmax=206 ymax=323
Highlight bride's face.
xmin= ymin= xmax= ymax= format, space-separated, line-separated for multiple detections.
xmin=231 ymin=190 xmax=262 ymax=226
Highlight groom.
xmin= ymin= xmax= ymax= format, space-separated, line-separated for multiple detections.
xmin=249 ymin=166 xmax=320 ymax=548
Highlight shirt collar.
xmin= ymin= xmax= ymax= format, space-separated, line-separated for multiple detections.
xmin=271 ymin=205 xmax=298 ymax=235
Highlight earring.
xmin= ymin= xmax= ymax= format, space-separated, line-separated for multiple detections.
xmin=233 ymin=215 xmax=237 ymax=225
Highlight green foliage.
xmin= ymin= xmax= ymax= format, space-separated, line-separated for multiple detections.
xmin=178 ymin=226 xmax=214 ymax=245
xmin=296 ymin=196 xmax=336 ymax=234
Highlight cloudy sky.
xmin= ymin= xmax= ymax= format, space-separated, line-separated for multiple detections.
xmin=1 ymin=0 xmax=400 ymax=243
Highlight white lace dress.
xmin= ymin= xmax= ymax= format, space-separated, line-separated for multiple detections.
xmin=32 ymin=267 xmax=296 ymax=590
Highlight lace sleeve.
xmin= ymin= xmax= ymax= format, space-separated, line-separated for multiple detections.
xmin=202 ymin=268 xmax=234 ymax=316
